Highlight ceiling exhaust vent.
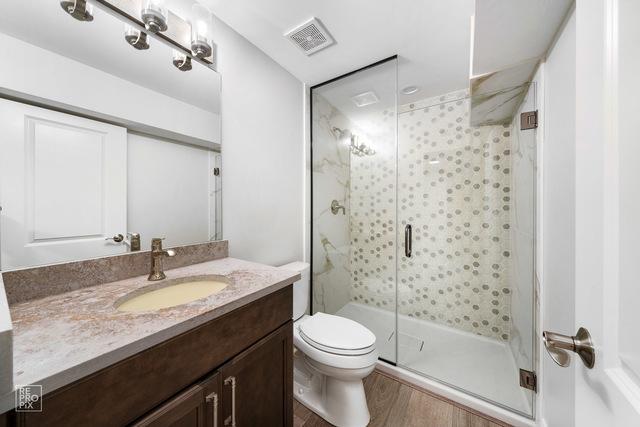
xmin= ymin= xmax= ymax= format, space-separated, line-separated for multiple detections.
xmin=285 ymin=18 xmax=335 ymax=56
xmin=351 ymin=91 xmax=379 ymax=107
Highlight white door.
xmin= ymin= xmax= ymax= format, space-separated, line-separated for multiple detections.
xmin=0 ymin=99 xmax=127 ymax=270
xmin=572 ymin=0 xmax=640 ymax=425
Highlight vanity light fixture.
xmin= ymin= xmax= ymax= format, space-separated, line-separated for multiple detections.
xmin=60 ymin=0 xmax=94 ymax=22
xmin=172 ymin=51 xmax=192 ymax=71
xmin=190 ymin=4 xmax=213 ymax=59
xmin=141 ymin=0 xmax=168 ymax=33
xmin=124 ymin=24 xmax=150 ymax=50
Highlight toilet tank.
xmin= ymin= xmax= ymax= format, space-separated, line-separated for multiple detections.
xmin=278 ymin=261 xmax=310 ymax=320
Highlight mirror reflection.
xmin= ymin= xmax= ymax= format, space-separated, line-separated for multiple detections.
xmin=0 ymin=1 xmax=222 ymax=270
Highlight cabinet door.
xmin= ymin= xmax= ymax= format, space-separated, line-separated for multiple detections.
xmin=132 ymin=385 xmax=205 ymax=427
xmin=132 ymin=373 xmax=221 ymax=427
xmin=220 ymin=322 xmax=293 ymax=427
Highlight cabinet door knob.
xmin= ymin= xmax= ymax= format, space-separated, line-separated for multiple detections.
xmin=223 ymin=376 xmax=236 ymax=427
xmin=205 ymin=392 xmax=218 ymax=427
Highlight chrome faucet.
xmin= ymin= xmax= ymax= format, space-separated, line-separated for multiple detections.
xmin=148 ymin=238 xmax=176 ymax=281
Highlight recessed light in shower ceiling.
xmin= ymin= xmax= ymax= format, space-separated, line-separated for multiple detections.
xmin=401 ymin=85 xmax=421 ymax=95
xmin=351 ymin=91 xmax=379 ymax=107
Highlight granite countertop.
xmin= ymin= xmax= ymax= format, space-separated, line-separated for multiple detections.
xmin=1 ymin=257 xmax=300 ymax=412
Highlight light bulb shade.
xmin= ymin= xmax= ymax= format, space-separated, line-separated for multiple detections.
xmin=190 ymin=32 xmax=212 ymax=59
xmin=141 ymin=0 xmax=168 ymax=33
xmin=60 ymin=0 xmax=94 ymax=22
xmin=190 ymin=3 xmax=212 ymax=58
xmin=172 ymin=51 xmax=192 ymax=72
xmin=124 ymin=24 xmax=150 ymax=50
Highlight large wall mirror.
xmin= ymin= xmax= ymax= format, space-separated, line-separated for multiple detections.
xmin=0 ymin=1 xmax=222 ymax=270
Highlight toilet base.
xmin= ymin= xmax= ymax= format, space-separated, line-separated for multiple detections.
xmin=293 ymin=350 xmax=371 ymax=427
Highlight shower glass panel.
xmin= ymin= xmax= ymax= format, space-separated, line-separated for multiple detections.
xmin=310 ymin=57 xmax=537 ymax=418
xmin=311 ymin=58 xmax=398 ymax=363
xmin=396 ymin=83 xmax=537 ymax=416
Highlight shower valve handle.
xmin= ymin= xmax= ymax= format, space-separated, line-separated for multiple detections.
xmin=404 ymin=224 xmax=412 ymax=257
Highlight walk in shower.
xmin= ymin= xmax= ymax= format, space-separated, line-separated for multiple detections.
xmin=311 ymin=57 xmax=537 ymax=417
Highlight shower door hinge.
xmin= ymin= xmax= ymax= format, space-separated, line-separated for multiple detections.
xmin=520 ymin=110 xmax=538 ymax=130
xmin=519 ymin=369 xmax=537 ymax=392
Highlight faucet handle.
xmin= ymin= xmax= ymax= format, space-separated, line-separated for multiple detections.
xmin=127 ymin=232 xmax=141 ymax=252
xmin=150 ymin=237 xmax=165 ymax=250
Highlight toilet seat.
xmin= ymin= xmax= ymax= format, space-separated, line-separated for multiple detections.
xmin=293 ymin=313 xmax=378 ymax=427
xmin=298 ymin=313 xmax=376 ymax=355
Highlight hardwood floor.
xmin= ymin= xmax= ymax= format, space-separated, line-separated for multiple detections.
xmin=293 ymin=370 xmax=510 ymax=427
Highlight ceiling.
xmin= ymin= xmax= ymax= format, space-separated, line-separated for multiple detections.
xmin=472 ymin=0 xmax=573 ymax=77
xmin=0 ymin=0 xmax=572 ymax=117
xmin=200 ymin=0 xmax=475 ymax=101
xmin=0 ymin=0 xmax=220 ymax=113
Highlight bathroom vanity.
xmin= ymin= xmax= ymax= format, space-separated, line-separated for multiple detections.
xmin=0 ymin=245 xmax=299 ymax=427
xmin=15 ymin=290 xmax=292 ymax=427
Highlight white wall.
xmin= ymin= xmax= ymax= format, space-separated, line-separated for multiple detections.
xmin=0 ymin=32 xmax=220 ymax=147
xmin=211 ymin=17 xmax=304 ymax=266
xmin=127 ymin=133 xmax=215 ymax=251
xmin=540 ymin=7 xmax=576 ymax=427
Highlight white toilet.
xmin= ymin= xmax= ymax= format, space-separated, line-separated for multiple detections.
xmin=280 ymin=262 xmax=378 ymax=427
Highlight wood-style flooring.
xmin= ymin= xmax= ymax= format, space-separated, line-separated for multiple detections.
xmin=293 ymin=370 xmax=511 ymax=427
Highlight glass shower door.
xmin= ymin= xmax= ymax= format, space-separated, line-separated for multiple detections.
xmin=395 ymin=85 xmax=537 ymax=416
xmin=310 ymin=58 xmax=399 ymax=363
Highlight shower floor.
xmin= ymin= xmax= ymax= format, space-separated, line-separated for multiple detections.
xmin=335 ymin=302 xmax=532 ymax=415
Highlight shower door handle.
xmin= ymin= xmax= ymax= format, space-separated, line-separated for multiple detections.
xmin=404 ymin=224 xmax=412 ymax=257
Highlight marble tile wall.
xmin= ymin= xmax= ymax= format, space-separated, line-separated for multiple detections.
xmin=508 ymin=81 xmax=537 ymax=369
xmin=311 ymin=94 xmax=352 ymax=314
xmin=469 ymin=58 xmax=538 ymax=126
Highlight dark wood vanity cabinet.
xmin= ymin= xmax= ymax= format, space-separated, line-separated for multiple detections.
xmin=133 ymin=374 xmax=221 ymax=427
xmin=133 ymin=324 xmax=292 ymax=427
xmin=219 ymin=323 xmax=292 ymax=426
xmin=10 ymin=286 xmax=293 ymax=427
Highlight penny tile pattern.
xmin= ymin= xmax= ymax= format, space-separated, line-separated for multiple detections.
xmin=313 ymin=89 xmax=514 ymax=341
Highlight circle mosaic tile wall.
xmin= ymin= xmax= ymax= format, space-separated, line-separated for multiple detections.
xmin=350 ymin=95 xmax=513 ymax=341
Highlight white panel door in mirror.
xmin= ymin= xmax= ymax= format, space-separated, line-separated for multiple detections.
xmin=0 ymin=98 xmax=127 ymax=270
xmin=30 ymin=120 xmax=104 ymax=240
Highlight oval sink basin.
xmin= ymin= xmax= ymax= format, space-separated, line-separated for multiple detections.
xmin=116 ymin=275 xmax=229 ymax=312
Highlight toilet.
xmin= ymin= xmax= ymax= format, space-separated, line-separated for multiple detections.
xmin=279 ymin=262 xmax=378 ymax=427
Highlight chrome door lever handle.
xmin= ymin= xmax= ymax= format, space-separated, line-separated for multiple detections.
xmin=105 ymin=233 xmax=124 ymax=243
xmin=543 ymin=327 xmax=595 ymax=369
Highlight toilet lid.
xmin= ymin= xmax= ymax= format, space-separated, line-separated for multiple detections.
xmin=299 ymin=313 xmax=376 ymax=356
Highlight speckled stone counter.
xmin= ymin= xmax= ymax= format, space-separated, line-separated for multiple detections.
xmin=1 ymin=257 xmax=300 ymax=413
